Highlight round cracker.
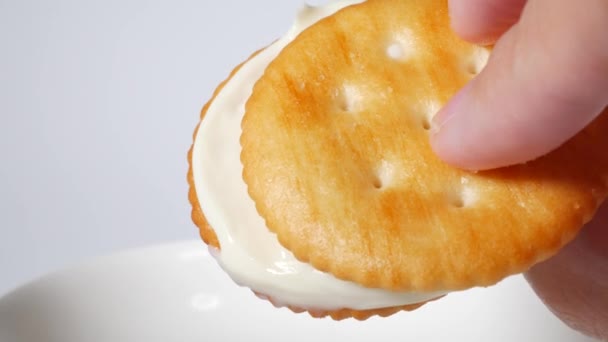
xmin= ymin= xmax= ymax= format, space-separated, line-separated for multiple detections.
xmin=240 ymin=0 xmax=608 ymax=292
xmin=187 ymin=49 xmax=435 ymax=319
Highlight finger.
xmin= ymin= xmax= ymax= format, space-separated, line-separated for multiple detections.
xmin=448 ymin=0 xmax=527 ymax=44
xmin=432 ymin=0 xmax=608 ymax=170
xmin=525 ymin=201 xmax=608 ymax=340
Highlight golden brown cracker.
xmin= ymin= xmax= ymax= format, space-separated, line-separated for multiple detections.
xmin=187 ymin=49 xmax=431 ymax=319
xmin=240 ymin=0 xmax=608 ymax=292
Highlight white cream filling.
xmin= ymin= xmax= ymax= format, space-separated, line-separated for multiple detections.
xmin=192 ymin=0 xmax=446 ymax=311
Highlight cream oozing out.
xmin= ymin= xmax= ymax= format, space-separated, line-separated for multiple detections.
xmin=191 ymin=0 xmax=446 ymax=310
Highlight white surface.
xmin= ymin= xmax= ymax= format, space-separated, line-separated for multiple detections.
xmin=0 ymin=0 xmax=303 ymax=296
xmin=0 ymin=0 xmax=594 ymax=340
xmin=0 ymin=241 xmax=597 ymax=341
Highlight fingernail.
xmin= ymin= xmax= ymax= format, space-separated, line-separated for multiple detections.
xmin=431 ymin=81 xmax=472 ymax=134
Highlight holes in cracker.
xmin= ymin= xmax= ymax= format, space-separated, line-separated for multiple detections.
xmin=448 ymin=178 xmax=478 ymax=208
xmin=372 ymin=178 xmax=383 ymax=189
xmin=372 ymin=160 xmax=395 ymax=190
xmin=465 ymin=47 xmax=490 ymax=76
xmin=421 ymin=118 xmax=432 ymax=131
xmin=335 ymin=84 xmax=361 ymax=112
xmin=421 ymin=100 xmax=441 ymax=131
xmin=386 ymin=29 xmax=415 ymax=62
xmin=448 ymin=191 xmax=466 ymax=208
xmin=387 ymin=43 xmax=406 ymax=60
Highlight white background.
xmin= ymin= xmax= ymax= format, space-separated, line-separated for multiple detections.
xmin=0 ymin=0 xmax=310 ymax=295
xmin=0 ymin=1 xmax=597 ymax=341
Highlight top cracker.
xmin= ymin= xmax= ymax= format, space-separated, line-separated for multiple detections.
xmin=240 ymin=0 xmax=608 ymax=292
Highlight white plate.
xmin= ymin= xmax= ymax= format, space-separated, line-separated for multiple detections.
xmin=0 ymin=240 xmax=595 ymax=342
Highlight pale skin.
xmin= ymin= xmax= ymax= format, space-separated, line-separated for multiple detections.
xmin=431 ymin=0 xmax=608 ymax=339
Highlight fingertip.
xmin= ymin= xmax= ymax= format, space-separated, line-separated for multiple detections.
xmin=430 ymin=125 xmax=501 ymax=172
xmin=435 ymin=0 xmax=608 ymax=172
xmin=448 ymin=0 xmax=494 ymax=45
xmin=448 ymin=0 xmax=481 ymax=43
xmin=430 ymin=80 xmax=513 ymax=171
xmin=448 ymin=0 xmax=526 ymax=45
xmin=429 ymin=82 xmax=476 ymax=170
xmin=429 ymin=118 xmax=474 ymax=171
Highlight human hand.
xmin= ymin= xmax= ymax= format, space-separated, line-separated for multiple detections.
xmin=432 ymin=0 xmax=608 ymax=339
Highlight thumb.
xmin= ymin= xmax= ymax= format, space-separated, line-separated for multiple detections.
xmin=432 ymin=0 xmax=608 ymax=171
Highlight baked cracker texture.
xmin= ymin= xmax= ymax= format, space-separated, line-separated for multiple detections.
xmin=187 ymin=49 xmax=430 ymax=320
xmin=240 ymin=0 xmax=608 ymax=293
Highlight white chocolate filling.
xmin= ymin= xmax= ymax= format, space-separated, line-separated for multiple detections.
xmin=192 ymin=0 xmax=446 ymax=311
